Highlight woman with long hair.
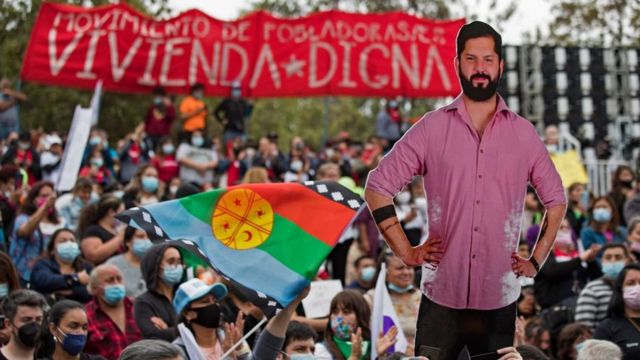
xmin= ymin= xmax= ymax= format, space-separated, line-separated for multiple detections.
xmin=9 ymin=181 xmax=64 ymax=286
xmin=123 ymin=164 xmax=162 ymax=208
xmin=580 ymin=196 xmax=627 ymax=252
xmin=608 ymin=165 xmax=635 ymax=227
xmin=31 ymin=228 xmax=93 ymax=303
xmin=77 ymin=195 xmax=125 ymax=265
xmin=594 ymin=263 xmax=640 ymax=359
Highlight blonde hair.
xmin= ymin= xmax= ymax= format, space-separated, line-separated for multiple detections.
xmin=242 ymin=167 xmax=269 ymax=184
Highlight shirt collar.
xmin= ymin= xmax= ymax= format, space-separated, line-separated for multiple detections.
xmin=444 ymin=94 xmax=512 ymax=117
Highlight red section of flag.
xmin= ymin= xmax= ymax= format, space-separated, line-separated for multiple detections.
xmin=236 ymin=183 xmax=357 ymax=247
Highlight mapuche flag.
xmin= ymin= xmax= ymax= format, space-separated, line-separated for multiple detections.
xmin=117 ymin=181 xmax=363 ymax=317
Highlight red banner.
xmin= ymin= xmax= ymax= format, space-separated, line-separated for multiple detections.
xmin=21 ymin=2 xmax=465 ymax=98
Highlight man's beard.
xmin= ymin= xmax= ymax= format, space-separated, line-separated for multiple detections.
xmin=459 ymin=67 xmax=500 ymax=101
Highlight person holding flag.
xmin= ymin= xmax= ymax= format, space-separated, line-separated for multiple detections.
xmin=364 ymin=21 xmax=566 ymax=359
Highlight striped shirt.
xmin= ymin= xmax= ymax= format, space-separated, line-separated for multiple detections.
xmin=575 ymin=278 xmax=615 ymax=330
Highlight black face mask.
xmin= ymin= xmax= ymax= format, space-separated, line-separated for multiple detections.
xmin=620 ymin=180 xmax=634 ymax=189
xmin=190 ymin=303 xmax=221 ymax=329
xmin=458 ymin=66 xmax=500 ymax=102
xmin=14 ymin=322 xmax=40 ymax=348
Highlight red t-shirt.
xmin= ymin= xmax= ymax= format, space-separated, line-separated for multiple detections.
xmin=151 ymin=155 xmax=179 ymax=183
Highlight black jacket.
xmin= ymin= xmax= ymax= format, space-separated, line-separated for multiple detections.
xmin=133 ymin=242 xmax=179 ymax=341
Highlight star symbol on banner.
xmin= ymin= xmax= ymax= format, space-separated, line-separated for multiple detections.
xmin=281 ymin=55 xmax=306 ymax=78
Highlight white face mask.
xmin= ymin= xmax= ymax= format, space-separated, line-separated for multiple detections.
xmin=396 ymin=191 xmax=411 ymax=204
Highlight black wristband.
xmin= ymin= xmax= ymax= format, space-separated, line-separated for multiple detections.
xmin=372 ymin=205 xmax=397 ymax=224
xmin=530 ymin=256 xmax=540 ymax=272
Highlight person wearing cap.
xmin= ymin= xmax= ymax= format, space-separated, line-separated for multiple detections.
xmin=365 ymin=21 xmax=566 ymax=359
xmin=172 ymin=278 xmax=251 ymax=359
xmin=214 ymin=81 xmax=252 ymax=148
xmin=134 ymin=243 xmax=184 ymax=342
xmin=40 ymin=133 xmax=64 ymax=184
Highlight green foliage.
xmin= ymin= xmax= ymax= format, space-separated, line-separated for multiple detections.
xmin=546 ymin=0 xmax=640 ymax=46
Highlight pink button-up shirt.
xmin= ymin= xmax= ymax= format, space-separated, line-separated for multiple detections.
xmin=366 ymin=95 xmax=566 ymax=310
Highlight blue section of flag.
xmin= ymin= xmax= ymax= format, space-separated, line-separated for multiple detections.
xmin=142 ymin=200 xmax=309 ymax=307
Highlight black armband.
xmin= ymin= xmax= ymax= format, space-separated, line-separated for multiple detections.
xmin=530 ymin=256 xmax=541 ymax=272
xmin=372 ymin=205 xmax=397 ymax=224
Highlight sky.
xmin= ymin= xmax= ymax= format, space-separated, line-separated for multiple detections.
xmin=166 ymin=0 xmax=552 ymax=45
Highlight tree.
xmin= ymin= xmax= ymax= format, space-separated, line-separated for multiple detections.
xmin=546 ymin=0 xmax=640 ymax=46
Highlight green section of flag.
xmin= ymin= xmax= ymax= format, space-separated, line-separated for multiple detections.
xmin=258 ymin=214 xmax=332 ymax=280
xmin=179 ymin=189 xmax=222 ymax=223
xmin=178 ymin=188 xmax=331 ymax=280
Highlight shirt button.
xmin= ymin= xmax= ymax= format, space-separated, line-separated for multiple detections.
xmin=478 ymin=174 xmax=483 ymax=179
xmin=476 ymin=200 xmax=480 ymax=204
xmin=472 ymin=254 xmax=477 ymax=259
xmin=480 ymin=149 xmax=484 ymax=154
xmin=474 ymin=227 xmax=479 ymax=232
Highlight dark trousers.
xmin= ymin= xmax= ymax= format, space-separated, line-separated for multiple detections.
xmin=415 ymin=295 xmax=516 ymax=360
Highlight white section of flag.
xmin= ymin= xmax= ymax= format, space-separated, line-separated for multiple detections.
xmin=370 ymin=263 xmax=408 ymax=359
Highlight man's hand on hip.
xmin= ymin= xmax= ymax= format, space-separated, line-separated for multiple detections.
xmin=401 ymin=237 xmax=444 ymax=267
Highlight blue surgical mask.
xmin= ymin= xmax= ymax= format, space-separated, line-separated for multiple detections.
xmin=162 ymin=144 xmax=175 ymax=154
xmin=103 ymin=284 xmax=126 ymax=305
xmin=602 ymin=261 xmax=626 ymax=279
xmin=593 ymin=208 xmax=612 ymax=222
xmin=162 ymin=265 xmax=184 ymax=285
xmin=57 ymin=327 xmax=87 ymax=356
xmin=388 ymin=283 xmax=414 ymax=293
xmin=360 ymin=266 xmax=376 ymax=283
xmin=89 ymin=137 xmax=101 ymax=146
xmin=0 ymin=283 xmax=9 ymax=298
xmin=90 ymin=157 xmax=103 ymax=168
xmin=191 ymin=137 xmax=204 ymax=147
xmin=154 ymin=97 xmax=163 ymax=105
xmin=141 ymin=176 xmax=159 ymax=193
xmin=575 ymin=341 xmax=586 ymax=353
xmin=132 ymin=238 xmax=153 ymax=258
xmin=231 ymin=89 xmax=242 ymax=98
xmin=289 ymin=354 xmax=315 ymax=360
xmin=56 ymin=242 xmax=80 ymax=263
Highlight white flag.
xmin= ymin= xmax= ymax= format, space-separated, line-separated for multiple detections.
xmin=370 ymin=263 xmax=408 ymax=359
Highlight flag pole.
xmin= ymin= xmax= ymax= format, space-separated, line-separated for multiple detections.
xmin=220 ymin=316 xmax=268 ymax=359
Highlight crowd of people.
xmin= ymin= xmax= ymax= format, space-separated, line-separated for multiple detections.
xmin=0 ymin=68 xmax=640 ymax=360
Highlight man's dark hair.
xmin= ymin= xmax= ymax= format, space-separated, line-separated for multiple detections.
xmin=2 ymin=289 xmax=47 ymax=322
xmin=456 ymin=21 xmax=502 ymax=60
xmin=600 ymin=242 xmax=629 ymax=258
xmin=516 ymin=345 xmax=550 ymax=360
xmin=190 ymin=83 xmax=204 ymax=93
xmin=152 ymin=86 xmax=166 ymax=96
xmin=354 ymin=255 xmax=373 ymax=268
xmin=283 ymin=321 xmax=317 ymax=350
xmin=0 ymin=164 xmax=19 ymax=183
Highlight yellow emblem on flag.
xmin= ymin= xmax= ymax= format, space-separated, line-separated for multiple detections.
xmin=212 ymin=188 xmax=274 ymax=250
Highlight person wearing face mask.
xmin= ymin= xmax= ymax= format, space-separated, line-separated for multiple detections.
xmin=594 ymin=263 xmax=640 ymax=359
xmin=394 ymin=188 xmax=424 ymax=247
xmin=0 ymin=165 xmax=20 ymax=247
xmin=57 ymin=178 xmax=96 ymax=232
xmin=179 ymin=83 xmax=208 ymax=136
xmin=79 ymin=149 xmax=114 ymax=187
xmin=375 ymin=100 xmax=402 ymax=151
xmin=0 ymin=289 xmax=47 ymax=360
xmin=1 ymin=131 xmax=41 ymax=186
xmin=151 ymin=138 xmax=180 ymax=185
xmin=9 ymin=181 xmax=64 ymax=286
xmin=0 ymin=252 xmax=21 ymax=345
xmin=84 ymin=264 xmax=142 ymax=360
xmin=171 ymin=278 xmax=252 ymax=359
xmin=276 ymin=322 xmax=317 ymax=360
xmin=30 ymin=228 xmax=93 ymax=303
xmin=35 ymin=300 xmax=107 ymax=360
xmin=283 ymin=137 xmax=311 ymax=183
xmin=608 ymin=165 xmax=636 ymax=227
xmin=144 ymin=87 xmax=176 ymax=152
xmin=134 ymin=243 xmax=184 ymax=341
xmin=176 ymin=131 xmax=217 ymax=187
xmin=105 ymin=227 xmax=150 ymax=298
xmin=580 ymin=196 xmax=627 ymax=257
xmin=576 ymin=244 xmax=632 ymax=331
xmin=118 ymin=123 xmax=151 ymax=184
xmin=40 ymin=134 xmax=64 ymax=185
xmin=214 ymin=81 xmax=252 ymax=148
xmin=625 ymin=217 xmax=640 ymax=260
xmin=533 ymin=218 xmax=601 ymax=310
xmin=78 ymin=195 xmax=126 ymax=265
xmin=347 ymin=256 xmax=376 ymax=293
xmin=566 ymin=183 xmax=590 ymax=237
xmin=364 ymin=251 xmax=420 ymax=344
xmin=123 ymin=165 xmax=162 ymax=208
